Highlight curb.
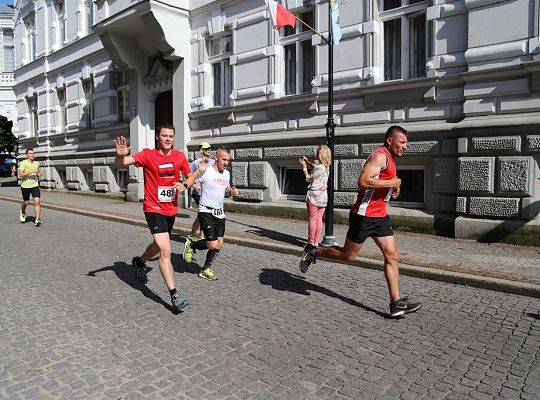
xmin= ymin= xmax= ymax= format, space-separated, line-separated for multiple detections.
xmin=2 ymin=195 xmax=539 ymax=299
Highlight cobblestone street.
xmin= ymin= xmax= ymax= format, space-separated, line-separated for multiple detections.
xmin=1 ymin=202 xmax=539 ymax=399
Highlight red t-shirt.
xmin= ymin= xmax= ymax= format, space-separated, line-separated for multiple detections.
xmin=132 ymin=148 xmax=191 ymax=216
xmin=351 ymin=146 xmax=396 ymax=217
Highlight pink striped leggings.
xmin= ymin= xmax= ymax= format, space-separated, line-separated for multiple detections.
xmin=306 ymin=199 xmax=326 ymax=246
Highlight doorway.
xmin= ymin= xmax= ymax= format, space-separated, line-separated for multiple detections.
xmin=155 ymin=90 xmax=173 ymax=146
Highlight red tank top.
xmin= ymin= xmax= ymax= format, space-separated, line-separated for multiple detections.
xmin=351 ymin=146 xmax=396 ymax=217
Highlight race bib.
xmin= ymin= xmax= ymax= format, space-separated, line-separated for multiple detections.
xmin=157 ymin=186 xmax=175 ymax=202
xmin=27 ymin=177 xmax=36 ymax=183
xmin=212 ymin=207 xmax=225 ymax=219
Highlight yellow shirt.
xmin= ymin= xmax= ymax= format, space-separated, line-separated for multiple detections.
xmin=19 ymin=159 xmax=40 ymax=189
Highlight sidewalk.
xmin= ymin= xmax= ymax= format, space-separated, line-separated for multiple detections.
xmin=1 ymin=183 xmax=539 ymax=298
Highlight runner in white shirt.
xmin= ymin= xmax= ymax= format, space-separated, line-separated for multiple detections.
xmin=179 ymin=147 xmax=239 ymax=281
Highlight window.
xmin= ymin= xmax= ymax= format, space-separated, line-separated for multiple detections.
xmin=207 ymin=34 xmax=232 ymax=107
xmin=390 ymin=167 xmax=425 ymax=206
xmin=86 ymin=0 xmax=94 ymax=34
xmin=280 ymin=167 xmax=308 ymax=200
xmin=281 ymin=9 xmax=315 ymax=95
xmin=2 ymin=29 xmax=14 ymax=72
xmin=380 ymin=0 xmax=429 ymax=81
xmin=82 ymin=78 xmax=94 ymax=128
xmin=116 ymin=71 xmax=129 ymax=122
xmin=117 ymin=169 xmax=128 ymax=192
xmin=52 ymin=1 xmax=65 ymax=49
xmin=27 ymin=96 xmax=38 ymax=136
xmin=24 ymin=16 xmax=36 ymax=62
xmin=57 ymin=87 xmax=67 ymax=133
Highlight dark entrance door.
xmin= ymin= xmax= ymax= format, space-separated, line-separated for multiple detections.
xmin=154 ymin=90 xmax=173 ymax=147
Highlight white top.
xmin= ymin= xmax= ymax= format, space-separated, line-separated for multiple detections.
xmin=190 ymin=157 xmax=216 ymax=195
xmin=198 ymin=165 xmax=230 ymax=215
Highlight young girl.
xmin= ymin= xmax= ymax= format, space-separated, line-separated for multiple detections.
xmin=300 ymin=145 xmax=332 ymax=248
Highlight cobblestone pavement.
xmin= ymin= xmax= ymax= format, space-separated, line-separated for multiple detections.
xmin=1 ymin=202 xmax=540 ymax=399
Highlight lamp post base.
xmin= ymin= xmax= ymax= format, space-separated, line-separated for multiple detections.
xmin=320 ymin=235 xmax=337 ymax=247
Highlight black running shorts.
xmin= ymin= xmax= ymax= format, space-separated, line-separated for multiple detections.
xmin=198 ymin=212 xmax=225 ymax=241
xmin=346 ymin=212 xmax=394 ymax=244
xmin=144 ymin=212 xmax=175 ymax=235
xmin=21 ymin=186 xmax=40 ymax=201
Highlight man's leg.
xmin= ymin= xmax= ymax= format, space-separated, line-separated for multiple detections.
xmin=152 ymin=232 xmax=175 ymax=290
xmin=34 ymin=197 xmax=41 ymax=221
xmin=372 ymin=235 xmax=400 ymax=302
xmin=140 ymin=241 xmax=160 ymax=264
xmin=132 ymin=240 xmax=159 ymax=284
xmin=196 ymin=238 xmax=222 ymax=281
xmin=20 ymin=199 xmax=28 ymax=222
xmin=300 ymin=238 xmax=362 ymax=273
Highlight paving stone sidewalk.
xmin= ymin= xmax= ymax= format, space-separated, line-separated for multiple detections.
xmin=0 ymin=184 xmax=539 ymax=297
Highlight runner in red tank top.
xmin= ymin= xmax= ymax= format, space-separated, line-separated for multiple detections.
xmin=299 ymin=126 xmax=422 ymax=318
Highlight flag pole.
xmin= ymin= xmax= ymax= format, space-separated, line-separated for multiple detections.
xmin=321 ymin=0 xmax=336 ymax=247
xmin=295 ymin=16 xmax=328 ymax=43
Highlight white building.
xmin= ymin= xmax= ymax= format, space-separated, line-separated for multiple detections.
xmin=0 ymin=4 xmax=16 ymax=130
xmin=14 ymin=0 xmax=540 ymax=244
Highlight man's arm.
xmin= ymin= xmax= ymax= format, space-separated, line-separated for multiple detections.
xmin=114 ymin=136 xmax=137 ymax=167
xmin=358 ymin=151 xmax=401 ymax=191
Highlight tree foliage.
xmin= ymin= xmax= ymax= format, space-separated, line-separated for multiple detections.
xmin=0 ymin=115 xmax=15 ymax=154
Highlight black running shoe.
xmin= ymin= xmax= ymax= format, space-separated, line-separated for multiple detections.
xmin=299 ymin=246 xmax=316 ymax=273
xmin=389 ymin=297 xmax=422 ymax=318
xmin=132 ymin=256 xmax=148 ymax=284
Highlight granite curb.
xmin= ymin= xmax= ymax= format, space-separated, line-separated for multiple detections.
xmin=1 ymin=194 xmax=539 ymax=299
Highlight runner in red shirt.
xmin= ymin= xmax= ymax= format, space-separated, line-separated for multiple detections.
xmin=114 ymin=124 xmax=203 ymax=312
xmin=299 ymin=126 xmax=422 ymax=318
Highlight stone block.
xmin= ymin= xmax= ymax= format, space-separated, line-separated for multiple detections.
xmin=334 ymin=144 xmax=358 ymax=157
xmin=236 ymin=148 xmax=263 ymax=159
xmin=231 ymin=162 xmax=248 ymax=187
xmin=498 ymin=157 xmax=532 ymax=195
xmin=458 ymin=138 xmax=468 ymax=154
xmin=526 ymin=135 xmax=540 ymax=151
xmin=235 ymin=189 xmax=263 ymax=201
xmin=472 ymin=136 xmax=521 ymax=153
xmin=93 ymin=166 xmax=109 ymax=183
xmin=406 ymin=141 xmax=440 ymax=154
xmin=94 ymin=157 xmax=106 ymax=165
xmin=432 ymin=158 xmax=458 ymax=193
xmin=522 ymin=198 xmax=540 ymax=219
xmin=67 ymin=181 xmax=81 ymax=190
xmin=456 ymin=197 xmax=467 ymax=213
xmin=440 ymin=196 xmax=456 ymax=213
xmin=442 ymin=139 xmax=458 ymax=155
xmin=459 ymin=157 xmax=494 ymax=193
xmin=361 ymin=143 xmax=379 ymax=155
xmin=94 ymin=183 xmax=109 ymax=192
xmin=264 ymin=146 xmax=317 ymax=158
xmin=339 ymin=159 xmax=365 ymax=190
xmin=249 ymin=161 xmax=267 ymax=187
xmin=76 ymin=158 xmax=93 ymax=166
xmin=334 ymin=192 xmax=357 ymax=207
xmin=469 ymin=197 xmax=520 ymax=218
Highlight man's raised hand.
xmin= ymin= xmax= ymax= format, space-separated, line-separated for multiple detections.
xmin=114 ymin=136 xmax=131 ymax=157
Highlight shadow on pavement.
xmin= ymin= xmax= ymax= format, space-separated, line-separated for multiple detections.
xmin=87 ymin=261 xmax=181 ymax=314
xmin=226 ymin=217 xmax=306 ymax=247
xmin=525 ymin=312 xmax=540 ymax=320
xmin=258 ymin=268 xmax=391 ymax=319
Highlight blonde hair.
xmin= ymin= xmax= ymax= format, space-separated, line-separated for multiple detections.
xmin=317 ymin=145 xmax=332 ymax=167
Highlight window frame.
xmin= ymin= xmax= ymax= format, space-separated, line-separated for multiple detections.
xmin=207 ymin=34 xmax=233 ymax=108
xmin=2 ymin=29 xmax=14 ymax=72
xmin=26 ymin=96 xmax=38 ymax=136
xmin=81 ymin=77 xmax=94 ymax=129
xmin=389 ymin=165 xmax=427 ymax=208
xmin=280 ymin=8 xmax=315 ymax=96
xmin=56 ymin=86 xmax=67 ymax=134
xmin=379 ymin=0 xmax=429 ymax=82
xmin=279 ymin=166 xmax=309 ymax=201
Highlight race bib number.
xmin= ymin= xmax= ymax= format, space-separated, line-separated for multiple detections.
xmin=212 ymin=207 xmax=225 ymax=219
xmin=27 ymin=177 xmax=36 ymax=183
xmin=158 ymin=186 xmax=175 ymax=202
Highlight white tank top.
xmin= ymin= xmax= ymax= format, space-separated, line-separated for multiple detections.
xmin=198 ymin=166 xmax=230 ymax=213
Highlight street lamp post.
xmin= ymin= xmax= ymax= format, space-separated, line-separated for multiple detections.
xmin=321 ymin=2 xmax=336 ymax=247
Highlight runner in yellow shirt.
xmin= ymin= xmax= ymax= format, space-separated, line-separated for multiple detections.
xmin=19 ymin=148 xmax=42 ymax=226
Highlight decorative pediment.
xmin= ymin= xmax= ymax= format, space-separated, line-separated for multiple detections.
xmin=143 ymin=56 xmax=172 ymax=90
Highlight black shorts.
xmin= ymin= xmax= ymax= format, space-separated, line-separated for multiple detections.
xmin=198 ymin=212 xmax=225 ymax=241
xmin=21 ymin=186 xmax=40 ymax=201
xmin=144 ymin=212 xmax=175 ymax=235
xmin=346 ymin=212 xmax=394 ymax=244
xmin=191 ymin=192 xmax=201 ymax=206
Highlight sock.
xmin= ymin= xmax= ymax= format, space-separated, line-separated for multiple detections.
xmin=169 ymin=288 xmax=178 ymax=299
xmin=203 ymin=249 xmax=220 ymax=269
xmin=191 ymin=239 xmax=208 ymax=251
xmin=390 ymin=298 xmax=402 ymax=305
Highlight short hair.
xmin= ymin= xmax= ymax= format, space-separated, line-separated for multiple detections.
xmin=216 ymin=146 xmax=231 ymax=155
xmin=384 ymin=125 xmax=408 ymax=143
xmin=317 ymin=145 xmax=332 ymax=167
xmin=26 ymin=148 xmax=34 ymax=154
xmin=156 ymin=123 xmax=175 ymax=135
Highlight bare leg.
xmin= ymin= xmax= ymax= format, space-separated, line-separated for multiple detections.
xmin=34 ymin=197 xmax=41 ymax=220
xmin=189 ymin=217 xmax=201 ymax=237
xmin=21 ymin=200 xmax=28 ymax=213
xmin=314 ymin=237 xmax=363 ymax=262
xmin=373 ymin=236 xmax=401 ymax=302
xmin=140 ymin=240 xmax=160 ymax=264
xmin=152 ymin=232 xmax=176 ymax=290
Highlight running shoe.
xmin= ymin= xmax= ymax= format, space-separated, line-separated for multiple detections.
xmin=188 ymin=235 xmax=199 ymax=254
xmin=198 ymin=267 xmax=218 ymax=281
xmin=389 ymin=297 xmax=422 ymax=318
xmin=34 ymin=218 xmax=42 ymax=227
xmin=299 ymin=245 xmax=316 ymax=273
xmin=19 ymin=211 xmax=26 ymax=223
xmin=183 ymin=237 xmax=193 ymax=263
xmin=171 ymin=293 xmax=189 ymax=311
xmin=132 ymin=256 xmax=148 ymax=284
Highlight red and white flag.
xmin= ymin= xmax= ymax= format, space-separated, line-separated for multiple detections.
xmin=265 ymin=0 xmax=296 ymax=30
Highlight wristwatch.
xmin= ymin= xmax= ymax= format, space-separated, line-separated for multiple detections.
xmin=183 ymin=183 xmax=189 ymax=189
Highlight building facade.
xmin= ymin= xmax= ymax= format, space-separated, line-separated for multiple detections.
xmin=0 ymin=4 xmax=16 ymax=130
xmin=14 ymin=0 xmax=540 ymax=243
